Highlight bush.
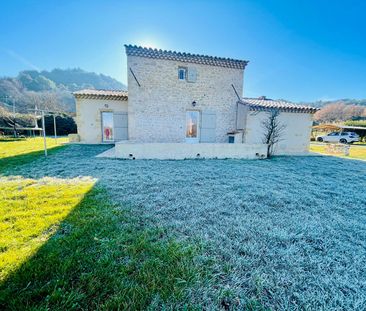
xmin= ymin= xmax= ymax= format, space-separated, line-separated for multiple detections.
xmin=37 ymin=115 xmax=77 ymax=136
xmin=344 ymin=120 xmax=366 ymax=127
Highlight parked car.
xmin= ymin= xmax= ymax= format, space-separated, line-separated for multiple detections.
xmin=316 ymin=132 xmax=359 ymax=144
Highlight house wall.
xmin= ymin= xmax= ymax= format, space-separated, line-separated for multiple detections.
xmin=127 ymin=55 xmax=244 ymax=143
xmin=245 ymin=111 xmax=313 ymax=154
xmin=115 ymin=142 xmax=267 ymax=160
xmin=76 ymin=98 xmax=128 ymax=143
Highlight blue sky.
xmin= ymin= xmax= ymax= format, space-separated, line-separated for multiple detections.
xmin=1 ymin=0 xmax=365 ymax=102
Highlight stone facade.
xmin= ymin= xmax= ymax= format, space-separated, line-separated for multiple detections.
xmin=127 ymin=55 xmax=244 ymax=143
xmin=74 ymin=46 xmax=317 ymax=156
xmin=76 ymin=98 xmax=128 ymax=144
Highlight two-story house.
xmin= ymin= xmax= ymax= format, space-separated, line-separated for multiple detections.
xmin=73 ymin=45 xmax=317 ymax=159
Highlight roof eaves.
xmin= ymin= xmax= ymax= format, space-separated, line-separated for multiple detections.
xmin=73 ymin=89 xmax=128 ymax=101
xmin=239 ymin=98 xmax=319 ymax=114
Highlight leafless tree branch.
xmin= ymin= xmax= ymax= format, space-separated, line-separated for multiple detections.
xmin=261 ymin=109 xmax=286 ymax=157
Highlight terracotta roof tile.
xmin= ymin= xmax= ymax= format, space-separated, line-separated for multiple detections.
xmin=125 ymin=45 xmax=248 ymax=70
xmin=73 ymin=89 xmax=128 ymax=100
xmin=241 ymin=97 xmax=318 ymax=114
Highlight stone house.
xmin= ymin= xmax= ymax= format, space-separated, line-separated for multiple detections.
xmin=73 ymin=45 xmax=317 ymax=159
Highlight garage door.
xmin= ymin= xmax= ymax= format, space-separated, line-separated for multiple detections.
xmin=113 ymin=112 xmax=128 ymax=141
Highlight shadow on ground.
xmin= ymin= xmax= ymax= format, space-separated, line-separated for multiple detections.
xmin=1 ymin=144 xmax=366 ymax=310
xmin=0 ymin=183 xmax=204 ymax=310
xmin=0 ymin=146 xmax=66 ymax=172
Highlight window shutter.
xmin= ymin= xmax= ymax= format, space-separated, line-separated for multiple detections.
xmin=236 ymin=102 xmax=248 ymax=130
xmin=113 ymin=112 xmax=128 ymax=141
xmin=200 ymin=111 xmax=216 ymax=142
xmin=187 ymin=67 xmax=197 ymax=82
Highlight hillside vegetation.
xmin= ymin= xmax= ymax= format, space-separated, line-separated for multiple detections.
xmin=313 ymin=102 xmax=366 ymax=123
xmin=0 ymin=69 xmax=126 ymax=113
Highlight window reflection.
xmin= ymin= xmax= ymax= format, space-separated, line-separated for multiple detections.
xmin=186 ymin=111 xmax=198 ymax=138
xmin=102 ymin=112 xmax=114 ymax=141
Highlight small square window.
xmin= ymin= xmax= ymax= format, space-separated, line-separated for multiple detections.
xmin=178 ymin=67 xmax=186 ymax=80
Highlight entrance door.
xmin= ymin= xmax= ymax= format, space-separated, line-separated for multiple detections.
xmin=101 ymin=112 xmax=114 ymax=142
xmin=186 ymin=111 xmax=200 ymax=143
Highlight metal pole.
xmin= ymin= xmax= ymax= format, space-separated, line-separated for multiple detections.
xmin=41 ymin=110 xmax=47 ymax=156
xmin=13 ymin=98 xmax=17 ymax=138
xmin=53 ymin=114 xmax=57 ymax=144
xmin=6 ymin=96 xmax=17 ymax=138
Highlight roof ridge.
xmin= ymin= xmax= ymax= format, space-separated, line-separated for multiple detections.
xmin=124 ymin=44 xmax=248 ymax=69
xmin=73 ymin=89 xmax=127 ymax=93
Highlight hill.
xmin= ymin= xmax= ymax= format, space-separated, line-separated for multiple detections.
xmin=0 ymin=69 xmax=126 ymax=113
xmin=303 ymin=99 xmax=366 ymax=108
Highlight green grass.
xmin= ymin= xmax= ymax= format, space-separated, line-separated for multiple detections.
xmin=0 ymin=137 xmax=68 ymax=171
xmin=0 ymin=182 xmax=205 ymax=310
xmin=0 ymin=137 xmax=68 ymax=159
xmin=310 ymin=143 xmax=366 ymax=160
xmin=0 ymin=176 xmax=95 ymax=281
xmin=6 ymin=139 xmax=366 ymax=309
xmin=0 ymin=140 xmax=209 ymax=310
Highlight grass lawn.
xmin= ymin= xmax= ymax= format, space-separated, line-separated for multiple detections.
xmin=310 ymin=142 xmax=366 ymax=160
xmin=0 ymin=137 xmax=68 ymax=171
xmin=0 ymin=142 xmax=208 ymax=310
xmin=0 ymin=178 xmax=204 ymax=310
xmin=0 ymin=137 xmax=68 ymax=159
xmin=1 ymin=141 xmax=366 ymax=310
xmin=0 ymin=176 xmax=95 ymax=281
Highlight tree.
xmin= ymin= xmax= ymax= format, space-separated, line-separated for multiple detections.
xmin=314 ymin=103 xmax=366 ymax=123
xmin=37 ymin=114 xmax=77 ymax=136
xmin=261 ymin=109 xmax=286 ymax=157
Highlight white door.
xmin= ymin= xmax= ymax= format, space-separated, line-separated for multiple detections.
xmin=326 ymin=132 xmax=339 ymax=142
xmin=331 ymin=133 xmax=340 ymax=142
xmin=185 ymin=111 xmax=200 ymax=143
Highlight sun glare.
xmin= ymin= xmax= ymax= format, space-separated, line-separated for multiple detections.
xmin=135 ymin=37 xmax=164 ymax=49
xmin=139 ymin=41 xmax=159 ymax=49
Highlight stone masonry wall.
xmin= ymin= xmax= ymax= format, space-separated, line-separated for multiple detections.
xmin=127 ymin=55 xmax=244 ymax=143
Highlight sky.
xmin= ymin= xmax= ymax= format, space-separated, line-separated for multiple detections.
xmin=1 ymin=0 xmax=366 ymax=102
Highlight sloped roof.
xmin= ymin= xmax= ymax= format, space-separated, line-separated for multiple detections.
xmin=73 ymin=89 xmax=128 ymax=101
xmin=241 ymin=97 xmax=319 ymax=114
xmin=125 ymin=45 xmax=248 ymax=70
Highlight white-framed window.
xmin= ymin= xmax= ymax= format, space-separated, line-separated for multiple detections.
xmin=178 ymin=67 xmax=187 ymax=80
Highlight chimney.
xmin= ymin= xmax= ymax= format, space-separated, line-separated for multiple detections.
xmin=259 ymin=96 xmax=267 ymax=100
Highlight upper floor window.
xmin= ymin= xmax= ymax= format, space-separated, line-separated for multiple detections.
xmin=178 ymin=67 xmax=187 ymax=80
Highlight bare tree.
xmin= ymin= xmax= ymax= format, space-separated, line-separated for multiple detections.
xmin=39 ymin=92 xmax=62 ymax=112
xmin=261 ymin=109 xmax=286 ymax=157
xmin=24 ymin=91 xmax=66 ymax=113
xmin=314 ymin=102 xmax=366 ymax=123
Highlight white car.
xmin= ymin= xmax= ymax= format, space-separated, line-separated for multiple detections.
xmin=316 ymin=132 xmax=359 ymax=144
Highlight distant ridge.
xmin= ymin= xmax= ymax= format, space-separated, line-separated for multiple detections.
xmin=0 ymin=68 xmax=126 ymax=113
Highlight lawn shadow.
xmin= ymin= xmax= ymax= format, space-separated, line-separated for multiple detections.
xmin=0 ymin=184 xmax=204 ymax=310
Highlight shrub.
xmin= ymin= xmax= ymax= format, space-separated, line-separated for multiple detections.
xmin=37 ymin=115 xmax=77 ymax=136
xmin=344 ymin=120 xmax=366 ymax=127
